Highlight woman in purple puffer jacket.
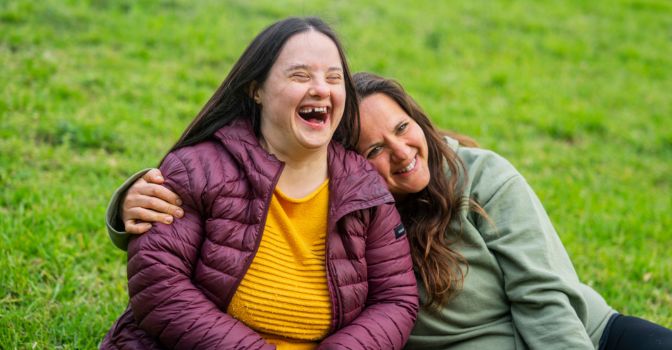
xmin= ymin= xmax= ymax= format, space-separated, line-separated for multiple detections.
xmin=100 ymin=17 xmax=418 ymax=349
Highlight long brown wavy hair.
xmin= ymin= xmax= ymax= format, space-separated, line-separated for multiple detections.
xmin=353 ymin=72 xmax=485 ymax=310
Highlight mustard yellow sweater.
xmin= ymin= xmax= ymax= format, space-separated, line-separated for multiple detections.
xmin=227 ymin=180 xmax=331 ymax=350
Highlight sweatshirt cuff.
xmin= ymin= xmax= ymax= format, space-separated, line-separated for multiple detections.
xmin=106 ymin=168 xmax=152 ymax=251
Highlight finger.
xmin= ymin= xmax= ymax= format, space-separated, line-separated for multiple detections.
xmin=125 ymin=220 xmax=154 ymax=234
xmin=146 ymin=184 xmax=182 ymax=207
xmin=123 ymin=207 xmax=175 ymax=225
xmin=128 ymin=195 xmax=183 ymax=218
xmin=129 ymin=182 xmax=182 ymax=207
xmin=143 ymin=168 xmax=165 ymax=184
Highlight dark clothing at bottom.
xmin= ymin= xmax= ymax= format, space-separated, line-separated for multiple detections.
xmin=599 ymin=314 xmax=672 ymax=350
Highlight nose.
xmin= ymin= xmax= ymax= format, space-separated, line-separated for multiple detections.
xmin=309 ymin=78 xmax=330 ymax=98
xmin=389 ymin=138 xmax=410 ymax=161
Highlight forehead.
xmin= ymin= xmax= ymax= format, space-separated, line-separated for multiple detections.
xmin=273 ymin=30 xmax=342 ymax=69
xmin=360 ymin=94 xmax=406 ymax=129
xmin=358 ymin=93 xmax=408 ymax=144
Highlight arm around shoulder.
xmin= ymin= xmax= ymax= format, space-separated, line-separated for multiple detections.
xmin=127 ymin=153 xmax=271 ymax=349
xmin=106 ymin=169 xmax=151 ymax=251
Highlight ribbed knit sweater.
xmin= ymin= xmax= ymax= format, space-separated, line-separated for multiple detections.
xmin=227 ymin=180 xmax=332 ymax=349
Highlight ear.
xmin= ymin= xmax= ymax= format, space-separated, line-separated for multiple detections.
xmin=248 ymin=81 xmax=261 ymax=104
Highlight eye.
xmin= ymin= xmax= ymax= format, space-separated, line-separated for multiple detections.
xmin=367 ymin=145 xmax=383 ymax=159
xmin=326 ymin=73 xmax=343 ymax=83
xmin=397 ymin=122 xmax=409 ymax=134
xmin=291 ymin=72 xmax=310 ymax=81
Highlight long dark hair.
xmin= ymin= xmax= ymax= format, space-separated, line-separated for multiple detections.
xmin=164 ymin=17 xmax=359 ymax=160
xmin=353 ymin=72 xmax=485 ymax=310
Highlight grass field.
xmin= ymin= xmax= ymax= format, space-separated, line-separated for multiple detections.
xmin=1 ymin=0 xmax=670 ymax=348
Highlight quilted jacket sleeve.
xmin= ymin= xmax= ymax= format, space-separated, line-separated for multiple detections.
xmin=318 ymin=202 xmax=419 ymax=350
xmin=127 ymin=152 xmax=274 ymax=350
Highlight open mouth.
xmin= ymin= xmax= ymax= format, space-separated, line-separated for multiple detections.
xmin=395 ymin=156 xmax=417 ymax=175
xmin=298 ymin=106 xmax=328 ymax=124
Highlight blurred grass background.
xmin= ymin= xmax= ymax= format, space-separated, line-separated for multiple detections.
xmin=1 ymin=0 xmax=670 ymax=347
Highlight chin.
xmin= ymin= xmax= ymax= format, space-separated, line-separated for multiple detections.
xmin=301 ymin=139 xmax=331 ymax=150
xmin=391 ymin=185 xmax=424 ymax=199
xmin=299 ymin=131 xmax=336 ymax=147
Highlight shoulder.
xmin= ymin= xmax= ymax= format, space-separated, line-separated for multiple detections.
xmin=459 ymin=147 xmax=519 ymax=183
xmin=166 ymin=140 xmax=229 ymax=165
xmin=328 ymin=142 xmax=384 ymax=181
xmin=445 ymin=137 xmax=524 ymax=206
xmin=327 ymin=142 xmax=394 ymax=206
xmin=160 ymin=139 xmax=243 ymax=204
xmin=164 ymin=139 xmax=242 ymax=177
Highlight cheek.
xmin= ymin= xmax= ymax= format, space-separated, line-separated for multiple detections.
xmin=266 ymin=83 xmax=302 ymax=105
xmin=415 ymin=166 xmax=431 ymax=190
xmin=411 ymin=128 xmax=427 ymax=148
xmin=333 ymin=86 xmax=346 ymax=105
xmin=369 ymin=159 xmax=388 ymax=178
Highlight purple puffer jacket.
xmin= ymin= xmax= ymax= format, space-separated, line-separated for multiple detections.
xmin=101 ymin=119 xmax=419 ymax=349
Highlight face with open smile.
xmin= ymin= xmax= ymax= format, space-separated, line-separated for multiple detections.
xmin=255 ymin=30 xmax=346 ymax=159
xmin=357 ymin=93 xmax=431 ymax=199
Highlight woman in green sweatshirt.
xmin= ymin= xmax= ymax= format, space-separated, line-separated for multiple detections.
xmin=106 ymin=72 xmax=672 ymax=349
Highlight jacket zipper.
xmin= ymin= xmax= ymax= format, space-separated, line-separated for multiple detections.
xmin=325 ymin=182 xmax=341 ymax=333
xmin=223 ymin=162 xmax=285 ymax=309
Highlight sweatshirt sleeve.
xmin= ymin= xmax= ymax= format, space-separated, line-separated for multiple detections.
xmin=318 ymin=202 xmax=419 ymax=350
xmin=127 ymin=152 xmax=274 ymax=349
xmin=473 ymin=152 xmax=594 ymax=349
xmin=106 ymin=169 xmax=151 ymax=251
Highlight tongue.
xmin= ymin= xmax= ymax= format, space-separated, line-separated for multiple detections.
xmin=301 ymin=111 xmax=326 ymax=123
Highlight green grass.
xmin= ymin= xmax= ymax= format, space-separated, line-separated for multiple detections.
xmin=1 ymin=0 xmax=670 ymax=347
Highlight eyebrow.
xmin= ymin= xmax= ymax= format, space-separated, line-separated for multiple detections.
xmin=284 ymin=64 xmax=343 ymax=73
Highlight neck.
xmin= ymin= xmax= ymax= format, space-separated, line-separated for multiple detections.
xmin=262 ymin=140 xmax=329 ymax=198
xmin=277 ymin=157 xmax=328 ymax=198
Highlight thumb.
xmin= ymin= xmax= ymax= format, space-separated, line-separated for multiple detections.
xmin=143 ymin=168 xmax=164 ymax=184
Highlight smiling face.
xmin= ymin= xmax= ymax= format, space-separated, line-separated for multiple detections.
xmin=255 ymin=30 xmax=346 ymax=159
xmin=357 ymin=93 xmax=431 ymax=199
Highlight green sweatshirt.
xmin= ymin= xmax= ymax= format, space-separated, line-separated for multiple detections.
xmin=105 ymin=138 xmax=615 ymax=349
xmin=404 ymin=137 xmax=615 ymax=349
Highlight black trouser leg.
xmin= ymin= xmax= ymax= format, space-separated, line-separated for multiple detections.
xmin=600 ymin=314 xmax=672 ymax=350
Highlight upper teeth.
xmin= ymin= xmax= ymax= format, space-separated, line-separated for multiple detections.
xmin=300 ymin=106 xmax=327 ymax=113
xmin=399 ymin=158 xmax=416 ymax=174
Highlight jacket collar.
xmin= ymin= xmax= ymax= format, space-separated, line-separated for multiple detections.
xmin=213 ymin=118 xmax=394 ymax=215
xmin=326 ymin=141 xmax=395 ymax=220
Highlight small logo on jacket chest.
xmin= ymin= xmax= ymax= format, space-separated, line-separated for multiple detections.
xmin=394 ymin=224 xmax=406 ymax=239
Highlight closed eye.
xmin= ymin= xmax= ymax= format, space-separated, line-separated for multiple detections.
xmin=292 ymin=72 xmax=310 ymax=81
xmin=326 ymin=73 xmax=343 ymax=83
